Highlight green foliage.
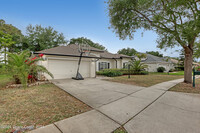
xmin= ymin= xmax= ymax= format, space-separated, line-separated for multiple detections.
xmin=194 ymin=42 xmax=200 ymax=59
xmin=0 ymin=64 xmax=8 ymax=74
xmin=107 ymin=0 xmax=200 ymax=48
xmin=69 ymin=37 xmax=106 ymax=50
xmin=0 ymin=31 xmax=15 ymax=64
xmin=107 ymin=0 xmax=200 ymax=83
xmin=196 ymin=66 xmax=200 ymax=71
xmin=129 ymin=60 xmax=147 ymax=74
xmin=97 ymin=68 xmax=148 ymax=76
xmin=157 ymin=67 xmax=166 ymax=73
xmin=175 ymin=66 xmax=184 ymax=71
xmin=7 ymin=51 xmax=53 ymax=88
xmin=97 ymin=69 xmax=123 ymax=77
xmin=146 ymin=51 xmax=163 ymax=57
xmin=22 ymin=24 xmax=67 ymax=52
xmin=169 ymin=69 xmax=175 ymax=72
xmin=117 ymin=47 xmax=137 ymax=56
xmin=135 ymin=53 xmax=147 ymax=60
xmin=0 ymin=19 xmax=23 ymax=52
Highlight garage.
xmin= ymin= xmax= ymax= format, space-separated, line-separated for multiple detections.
xmin=48 ymin=58 xmax=91 ymax=79
xmin=35 ymin=44 xmax=104 ymax=79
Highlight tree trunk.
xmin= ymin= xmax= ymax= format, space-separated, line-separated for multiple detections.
xmin=184 ymin=47 xmax=193 ymax=83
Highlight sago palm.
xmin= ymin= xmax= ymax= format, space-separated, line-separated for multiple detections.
xmin=129 ymin=60 xmax=147 ymax=74
xmin=7 ymin=51 xmax=53 ymax=88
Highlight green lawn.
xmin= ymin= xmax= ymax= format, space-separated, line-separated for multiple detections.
xmin=0 ymin=75 xmax=91 ymax=132
xmin=0 ymin=74 xmax=13 ymax=89
xmin=150 ymin=71 xmax=184 ymax=75
xmin=107 ymin=74 xmax=183 ymax=87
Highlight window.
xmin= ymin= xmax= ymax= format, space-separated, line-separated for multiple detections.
xmin=123 ymin=62 xmax=129 ymax=69
xmin=99 ymin=62 xmax=110 ymax=71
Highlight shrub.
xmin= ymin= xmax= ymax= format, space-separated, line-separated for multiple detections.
xmin=97 ymin=69 xmax=149 ymax=76
xmin=157 ymin=67 xmax=166 ymax=73
xmin=175 ymin=66 xmax=184 ymax=71
xmin=0 ymin=64 xmax=8 ymax=74
xmin=140 ymin=71 xmax=149 ymax=75
xmin=7 ymin=51 xmax=53 ymax=88
xmin=120 ymin=69 xmax=149 ymax=75
xmin=169 ymin=69 xmax=175 ymax=72
xmin=97 ymin=69 xmax=123 ymax=77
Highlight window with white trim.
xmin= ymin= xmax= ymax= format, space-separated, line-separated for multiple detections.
xmin=99 ymin=62 xmax=110 ymax=71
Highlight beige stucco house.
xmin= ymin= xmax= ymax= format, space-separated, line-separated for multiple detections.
xmin=141 ymin=54 xmax=175 ymax=72
xmin=35 ymin=44 xmax=132 ymax=79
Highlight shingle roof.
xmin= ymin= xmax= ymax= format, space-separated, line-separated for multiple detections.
xmin=35 ymin=44 xmax=103 ymax=58
xmin=170 ymin=58 xmax=179 ymax=64
xmin=142 ymin=54 xmax=171 ymax=63
xmin=35 ymin=44 xmax=132 ymax=59
xmin=100 ymin=51 xmax=132 ymax=59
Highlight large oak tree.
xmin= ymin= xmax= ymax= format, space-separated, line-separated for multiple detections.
xmin=107 ymin=0 xmax=200 ymax=83
xmin=146 ymin=51 xmax=163 ymax=57
xmin=69 ymin=37 xmax=106 ymax=51
xmin=0 ymin=19 xmax=23 ymax=52
xmin=117 ymin=47 xmax=137 ymax=56
xmin=23 ymin=24 xmax=67 ymax=52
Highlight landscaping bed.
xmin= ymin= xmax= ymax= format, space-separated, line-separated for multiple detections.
xmin=0 ymin=80 xmax=91 ymax=132
xmin=169 ymin=78 xmax=200 ymax=94
xmin=107 ymin=74 xmax=183 ymax=87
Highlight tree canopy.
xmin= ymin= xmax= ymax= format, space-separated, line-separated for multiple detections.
xmin=146 ymin=51 xmax=163 ymax=57
xmin=107 ymin=0 xmax=200 ymax=83
xmin=117 ymin=47 xmax=137 ymax=56
xmin=22 ymin=24 xmax=67 ymax=52
xmin=0 ymin=31 xmax=15 ymax=63
xmin=69 ymin=37 xmax=106 ymax=51
xmin=0 ymin=19 xmax=23 ymax=52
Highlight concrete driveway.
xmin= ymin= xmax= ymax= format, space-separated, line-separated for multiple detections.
xmin=53 ymin=78 xmax=145 ymax=108
xmin=30 ymin=78 xmax=200 ymax=133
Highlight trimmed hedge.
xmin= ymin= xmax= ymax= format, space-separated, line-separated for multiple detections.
xmin=96 ymin=69 xmax=123 ymax=77
xmin=97 ymin=69 xmax=149 ymax=77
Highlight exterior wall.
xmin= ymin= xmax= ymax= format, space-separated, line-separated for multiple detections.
xmin=145 ymin=62 xmax=175 ymax=72
xmin=121 ymin=58 xmax=132 ymax=68
xmin=39 ymin=54 xmax=133 ymax=79
xmin=96 ymin=59 xmax=115 ymax=71
xmin=39 ymin=55 xmax=96 ymax=79
xmin=96 ymin=58 xmax=132 ymax=71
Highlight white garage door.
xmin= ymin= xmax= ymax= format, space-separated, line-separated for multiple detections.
xmin=48 ymin=59 xmax=90 ymax=79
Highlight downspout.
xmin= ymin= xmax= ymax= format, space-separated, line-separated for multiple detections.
xmin=113 ymin=58 xmax=117 ymax=69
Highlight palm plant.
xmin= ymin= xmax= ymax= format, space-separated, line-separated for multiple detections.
xmin=129 ymin=60 xmax=148 ymax=74
xmin=7 ymin=51 xmax=53 ymax=88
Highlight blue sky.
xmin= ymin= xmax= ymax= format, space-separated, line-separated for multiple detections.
xmin=0 ymin=0 xmax=181 ymax=57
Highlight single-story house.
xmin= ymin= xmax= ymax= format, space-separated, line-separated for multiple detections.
xmin=35 ymin=44 xmax=132 ymax=79
xmin=141 ymin=54 xmax=175 ymax=72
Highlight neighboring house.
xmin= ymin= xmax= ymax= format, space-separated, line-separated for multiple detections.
xmin=141 ymin=54 xmax=175 ymax=72
xmin=193 ymin=62 xmax=200 ymax=68
xmin=170 ymin=58 xmax=200 ymax=68
xmin=35 ymin=44 xmax=132 ymax=79
xmin=170 ymin=58 xmax=180 ymax=67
